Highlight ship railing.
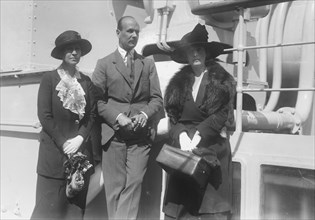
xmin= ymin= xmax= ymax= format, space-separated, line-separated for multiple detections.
xmin=227 ymin=8 xmax=315 ymax=132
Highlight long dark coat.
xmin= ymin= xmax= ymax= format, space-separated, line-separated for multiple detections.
xmin=36 ymin=70 xmax=96 ymax=178
xmin=163 ymin=61 xmax=236 ymax=216
xmin=32 ymin=70 xmax=96 ymax=219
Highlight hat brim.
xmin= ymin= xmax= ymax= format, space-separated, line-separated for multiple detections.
xmin=142 ymin=41 xmax=178 ymax=57
xmin=142 ymin=41 xmax=232 ymax=64
xmin=51 ymin=39 xmax=92 ymax=60
xmin=171 ymin=41 xmax=232 ymax=64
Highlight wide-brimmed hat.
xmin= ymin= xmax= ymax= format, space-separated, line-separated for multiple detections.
xmin=171 ymin=24 xmax=231 ymax=63
xmin=142 ymin=24 xmax=231 ymax=64
xmin=51 ymin=30 xmax=92 ymax=60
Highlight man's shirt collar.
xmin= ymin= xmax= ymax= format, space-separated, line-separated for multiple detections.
xmin=118 ymin=46 xmax=134 ymax=58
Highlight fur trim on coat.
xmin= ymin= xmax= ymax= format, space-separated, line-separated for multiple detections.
xmin=164 ymin=60 xmax=236 ymax=127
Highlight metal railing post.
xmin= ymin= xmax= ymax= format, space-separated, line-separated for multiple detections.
xmin=236 ymin=8 xmax=245 ymax=132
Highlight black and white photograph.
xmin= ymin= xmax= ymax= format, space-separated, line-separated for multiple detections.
xmin=1 ymin=0 xmax=314 ymax=219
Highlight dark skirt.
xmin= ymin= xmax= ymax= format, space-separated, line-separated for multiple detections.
xmin=163 ymin=137 xmax=232 ymax=217
xmin=31 ymin=173 xmax=90 ymax=220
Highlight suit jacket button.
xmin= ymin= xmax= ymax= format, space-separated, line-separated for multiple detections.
xmin=75 ymin=120 xmax=79 ymax=124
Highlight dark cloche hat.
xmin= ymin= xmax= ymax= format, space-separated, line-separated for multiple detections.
xmin=51 ymin=30 xmax=92 ymax=60
xmin=170 ymin=24 xmax=231 ymax=64
xmin=142 ymin=23 xmax=231 ymax=64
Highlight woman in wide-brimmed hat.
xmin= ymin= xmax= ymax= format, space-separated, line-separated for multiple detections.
xmin=31 ymin=30 xmax=96 ymax=220
xmin=162 ymin=24 xmax=236 ymax=219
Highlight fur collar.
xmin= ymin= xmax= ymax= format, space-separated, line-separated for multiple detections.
xmin=164 ymin=61 xmax=236 ymax=125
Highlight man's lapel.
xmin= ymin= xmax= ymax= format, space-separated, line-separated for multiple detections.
xmin=113 ymin=50 xmax=132 ymax=88
xmin=132 ymin=52 xmax=144 ymax=89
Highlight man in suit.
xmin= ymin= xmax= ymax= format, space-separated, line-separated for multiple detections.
xmin=92 ymin=16 xmax=163 ymax=220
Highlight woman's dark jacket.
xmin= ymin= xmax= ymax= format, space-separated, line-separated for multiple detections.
xmin=163 ymin=61 xmax=236 ymax=216
xmin=36 ymin=70 xmax=96 ymax=179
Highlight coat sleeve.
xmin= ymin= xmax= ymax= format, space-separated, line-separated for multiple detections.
xmin=77 ymin=76 xmax=96 ymax=140
xmin=139 ymin=59 xmax=164 ymax=120
xmin=196 ymin=64 xmax=236 ymax=140
xmin=37 ymin=72 xmax=67 ymax=148
xmin=168 ymin=105 xmax=229 ymax=145
xmin=196 ymin=106 xmax=229 ymax=140
xmin=91 ymin=59 xmax=121 ymax=127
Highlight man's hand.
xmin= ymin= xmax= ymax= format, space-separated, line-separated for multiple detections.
xmin=131 ymin=113 xmax=147 ymax=131
xmin=117 ymin=114 xmax=134 ymax=131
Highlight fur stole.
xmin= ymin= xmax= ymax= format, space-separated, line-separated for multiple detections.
xmin=164 ymin=61 xmax=236 ymax=126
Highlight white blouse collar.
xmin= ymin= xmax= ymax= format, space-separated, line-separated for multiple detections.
xmin=56 ymin=67 xmax=86 ymax=119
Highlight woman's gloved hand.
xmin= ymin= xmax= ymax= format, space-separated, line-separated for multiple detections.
xmin=179 ymin=132 xmax=192 ymax=151
xmin=190 ymin=130 xmax=201 ymax=150
xmin=63 ymin=135 xmax=84 ymax=155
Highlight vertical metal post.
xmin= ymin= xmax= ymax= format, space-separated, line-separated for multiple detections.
xmin=236 ymin=8 xmax=245 ymax=132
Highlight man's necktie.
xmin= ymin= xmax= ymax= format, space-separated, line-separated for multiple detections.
xmin=126 ymin=52 xmax=134 ymax=84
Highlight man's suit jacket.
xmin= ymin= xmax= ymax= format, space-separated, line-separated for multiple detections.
xmin=92 ymin=49 xmax=164 ymax=145
xmin=37 ymin=70 xmax=96 ymax=178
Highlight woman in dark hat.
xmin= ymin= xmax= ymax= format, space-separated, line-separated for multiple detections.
xmin=31 ymin=30 xmax=96 ymax=219
xmin=163 ymin=24 xmax=236 ymax=219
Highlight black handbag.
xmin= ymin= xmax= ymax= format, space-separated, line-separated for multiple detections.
xmin=156 ymin=144 xmax=215 ymax=188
